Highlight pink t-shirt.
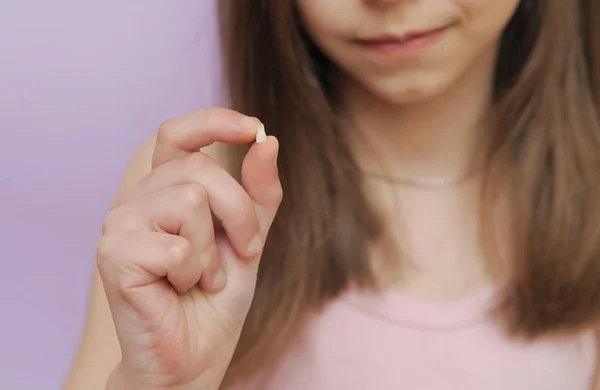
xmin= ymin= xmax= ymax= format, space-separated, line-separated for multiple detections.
xmin=238 ymin=287 xmax=597 ymax=389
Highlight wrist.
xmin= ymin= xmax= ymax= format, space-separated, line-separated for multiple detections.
xmin=105 ymin=365 xmax=137 ymax=390
xmin=106 ymin=364 xmax=223 ymax=390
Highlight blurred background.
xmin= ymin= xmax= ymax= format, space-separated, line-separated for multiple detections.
xmin=0 ymin=1 xmax=221 ymax=388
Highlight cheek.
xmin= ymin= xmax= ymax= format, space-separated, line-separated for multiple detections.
xmin=444 ymin=0 xmax=521 ymax=75
xmin=455 ymin=0 xmax=522 ymax=36
xmin=297 ymin=0 xmax=354 ymax=38
xmin=296 ymin=2 xmax=359 ymax=74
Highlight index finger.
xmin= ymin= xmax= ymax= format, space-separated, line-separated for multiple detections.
xmin=152 ymin=107 xmax=261 ymax=168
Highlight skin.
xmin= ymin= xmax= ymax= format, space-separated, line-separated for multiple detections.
xmin=64 ymin=1 xmax=600 ymax=389
xmin=298 ymin=0 xmax=520 ymax=299
xmin=298 ymin=0 xmax=519 ymax=181
xmin=64 ymin=110 xmax=283 ymax=390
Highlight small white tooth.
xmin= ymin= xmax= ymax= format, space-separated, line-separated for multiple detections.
xmin=256 ymin=123 xmax=267 ymax=143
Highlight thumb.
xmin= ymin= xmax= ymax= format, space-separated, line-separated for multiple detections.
xmin=241 ymin=135 xmax=282 ymax=234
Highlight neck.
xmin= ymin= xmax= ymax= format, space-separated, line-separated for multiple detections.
xmin=341 ymin=49 xmax=497 ymax=182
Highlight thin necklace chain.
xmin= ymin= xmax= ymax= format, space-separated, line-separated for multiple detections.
xmin=363 ymin=169 xmax=481 ymax=189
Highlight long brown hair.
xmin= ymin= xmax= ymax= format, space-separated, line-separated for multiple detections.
xmin=218 ymin=0 xmax=600 ymax=385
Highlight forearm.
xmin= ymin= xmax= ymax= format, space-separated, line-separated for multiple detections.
xmin=62 ymin=358 xmax=117 ymax=390
xmin=62 ymin=271 xmax=122 ymax=390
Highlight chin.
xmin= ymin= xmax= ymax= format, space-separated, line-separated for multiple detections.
xmin=363 ymin=74 xmax=452 ymax=106
xmin=378 ymin=87 xmax=438 ymax=105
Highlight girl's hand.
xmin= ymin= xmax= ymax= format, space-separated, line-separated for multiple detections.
xmin=97 ymin=108 xmax=282 ymax=390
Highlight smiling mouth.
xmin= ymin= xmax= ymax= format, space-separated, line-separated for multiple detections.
xmin=354 ymin=25 xmax=451 ymax=58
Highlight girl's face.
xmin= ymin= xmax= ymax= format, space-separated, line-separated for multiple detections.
xmin=297 ymin=0 xmax=521 ymax=104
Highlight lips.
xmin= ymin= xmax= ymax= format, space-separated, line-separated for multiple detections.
xmin=353 ymin=25 xmax=450 ymax=58
xmin=356 ymin=26 xmax=449 ymax=46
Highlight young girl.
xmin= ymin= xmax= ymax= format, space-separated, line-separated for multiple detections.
xmin=64 ymin=1 xmax=600 ymax=389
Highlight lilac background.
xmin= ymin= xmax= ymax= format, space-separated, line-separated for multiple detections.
xmin=0 ymin=1 xmax=220 ymax=388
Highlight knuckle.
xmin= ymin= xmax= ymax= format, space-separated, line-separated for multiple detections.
xmin=101 ymin=209 xmax=122 ymax=235
xmin=157 ymin=117 xmax=180 ymax=143
xmin=179 ymin=183 xmax=208 ymax=210
xmin=96 ymin=234 xmax=118 ymax=268
xmin=167 ymin=238 xmax=193 ymax=265
xmin=202 ymin=107 xmax=227 ymax=124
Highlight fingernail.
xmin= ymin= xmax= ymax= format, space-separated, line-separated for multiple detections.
xmin=212 ymin=268 xmax=227 ymax=289
xmin=248 ymin=234 xmax=263 ymax=254
xmin=255 ymin=123 xmax=267 ymax=144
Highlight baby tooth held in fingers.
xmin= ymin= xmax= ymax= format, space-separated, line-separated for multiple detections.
xmin=255 ymin=123 xmax=267 ymax=143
